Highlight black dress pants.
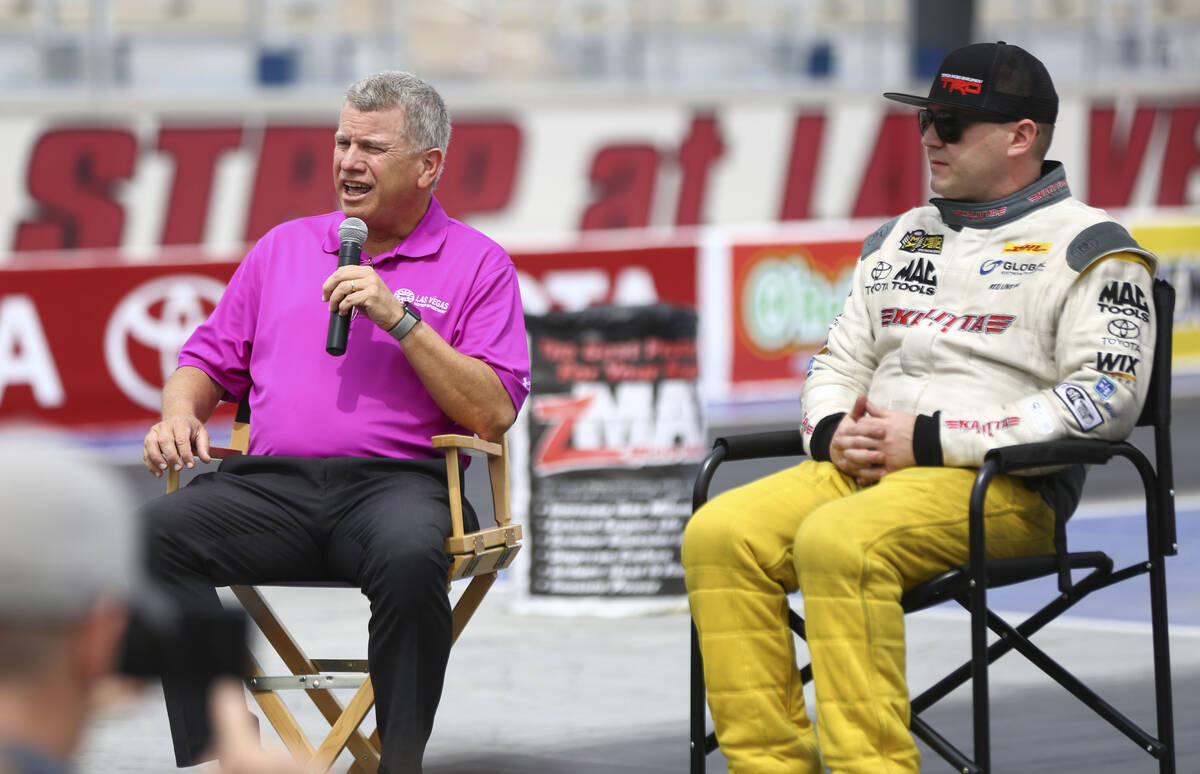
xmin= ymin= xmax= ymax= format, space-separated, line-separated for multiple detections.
xmin=143 ymin=455 xmax=477 ymax=774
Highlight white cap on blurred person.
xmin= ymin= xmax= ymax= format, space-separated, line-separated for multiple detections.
xmin=0 ymin=438 xmax=145 ymax=621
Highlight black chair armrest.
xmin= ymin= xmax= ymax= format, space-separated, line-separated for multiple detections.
xmin=713 ymin=430 xmax=807 ymax=462
xmin=693 ymin=430 xmax=807 ymax=511
xmin=985 ymin=439 xmax=1120 ymax=472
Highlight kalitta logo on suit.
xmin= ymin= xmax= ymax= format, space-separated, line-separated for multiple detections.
xmin=940 ymin=73 xmax=983 ymax=95
xmin=899 ymin=230 xmax=944 ymax=254
xmin=891 ymin=257 xmax=937 ymax=295
xmin=1096 ymin=281 xmax=1149 ymax=321
xmin=944 ymin=416 xmax=1021 ymax=436
xmin=881 ymin=307 xmax=1015 ymax=334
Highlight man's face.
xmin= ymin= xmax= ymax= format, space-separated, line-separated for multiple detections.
xmin=333 ymin=103 xmax=433 ymax=234
xmin=922 ymin=112 xmax=1016 ymax=202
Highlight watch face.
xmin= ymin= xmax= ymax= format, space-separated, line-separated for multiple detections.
xmin=406 ymin=302 xmax=422 ymax=321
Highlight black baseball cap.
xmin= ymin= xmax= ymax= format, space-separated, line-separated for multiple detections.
xmin=883 ymin=41 xmax=1058 ymax=124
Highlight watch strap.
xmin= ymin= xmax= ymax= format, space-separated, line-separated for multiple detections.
xmin=387 ymin=304 xmax=420 ymax=341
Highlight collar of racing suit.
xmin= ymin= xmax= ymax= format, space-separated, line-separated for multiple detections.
xmin=930 ymin=160 xmax=1070 ymax=230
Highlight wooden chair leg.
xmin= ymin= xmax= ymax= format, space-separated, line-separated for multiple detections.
xmin=312 ymin=678 xmax=377 ymax=770
xmin=346 ymin=754 xmax=379 ymax=774
xmin=232 ymin=586 xmax=380 ymax=770
xmin=244 ymin=652 xmax=316 ymax=761
xmin=451 ymin=572 xmax=497 ymax=644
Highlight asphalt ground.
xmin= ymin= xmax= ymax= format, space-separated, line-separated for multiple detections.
xmin=58 ymin=395 xmax=1200 ymax=772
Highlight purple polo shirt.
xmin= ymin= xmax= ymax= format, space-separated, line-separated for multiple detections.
xmin=178 ymin=197 xmax=530 ymax=459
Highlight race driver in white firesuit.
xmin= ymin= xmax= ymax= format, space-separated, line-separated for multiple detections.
xmin=682 ymin=41 xmax=1158 ymax=774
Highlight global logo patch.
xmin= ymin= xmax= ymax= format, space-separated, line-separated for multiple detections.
xmin=871 ymin=261 xmax=893 ymax=281
xmin=980 ymin=259 xmax=1046 ymax=276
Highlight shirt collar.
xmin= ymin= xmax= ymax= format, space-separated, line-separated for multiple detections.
xmin=931 ymin=161 xmax=1070 ymax=229
xmin=321 ymin=196 xmax=450 ymax=262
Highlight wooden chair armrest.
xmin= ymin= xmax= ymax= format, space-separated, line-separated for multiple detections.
xmin=433 ymin=434 xmax=512 ymax=546
xmin=166 ymin=446 xmax=242 ymax=493
xmin=431 ymin=434 xmax=502 ymax=458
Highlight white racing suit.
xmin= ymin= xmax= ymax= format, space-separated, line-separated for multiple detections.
xmin=683 ymin=162 xmax=1157 ymax=774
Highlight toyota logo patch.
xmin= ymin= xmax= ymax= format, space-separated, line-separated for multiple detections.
xmin=1107 ymin=318 xmax=1140 ymax=339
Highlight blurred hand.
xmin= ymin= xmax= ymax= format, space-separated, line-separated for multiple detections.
xmin=143 ymin=415 xmax=210 ymax=476
xmin=210 ymin=679 xmax=320 ymax=774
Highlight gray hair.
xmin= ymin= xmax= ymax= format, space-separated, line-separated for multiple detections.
xmin=344 ymin=71 xmax=451 ymax=156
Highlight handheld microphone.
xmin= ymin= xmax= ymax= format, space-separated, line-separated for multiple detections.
xmin=326 ymin=217 xmax=369 ymax=356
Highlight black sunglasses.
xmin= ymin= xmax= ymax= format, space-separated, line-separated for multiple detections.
xmin=918 ymin=108 xmax=1016 ymax=144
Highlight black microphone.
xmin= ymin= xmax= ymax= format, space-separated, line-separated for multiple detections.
xmin=326 ymin=217 xmax=369 ymax=356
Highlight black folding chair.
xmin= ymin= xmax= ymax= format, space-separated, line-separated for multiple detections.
xmin=689 ymin=278 xmax=1177 ymax=773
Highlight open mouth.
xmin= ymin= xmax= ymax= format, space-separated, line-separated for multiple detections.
xmin=342 ymin=181 xmax=371 ymax=198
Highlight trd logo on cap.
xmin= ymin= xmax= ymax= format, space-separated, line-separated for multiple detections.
xmin=940 ymin=73 xmax=982 ymax=95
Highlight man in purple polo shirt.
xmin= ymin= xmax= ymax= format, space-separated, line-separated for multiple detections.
xmin=140 ymin=71 xmax=530 ymax=774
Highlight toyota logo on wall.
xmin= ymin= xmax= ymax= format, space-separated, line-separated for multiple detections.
xmin=103 ymin=275 xmax=226 ymax=411
xmin=1107 ymin=318 xmax=1140 ymax=339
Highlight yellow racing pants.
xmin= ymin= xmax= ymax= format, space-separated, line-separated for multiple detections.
xmin=682 ymin=461 xmax=1055 ymax=774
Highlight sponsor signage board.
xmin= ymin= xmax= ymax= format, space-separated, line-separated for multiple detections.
xmin=1131 ymin=221 xmax=1200 ymax=367
xmin=729 ymin=239 xmax=859 ymax=396
xmin=521 ymin=306 xmax=704 ymax=611
xmin=0 ymin=244 xmax=698 ymax=429
xmin=0 ymin=95 xmax=1195 ymax=257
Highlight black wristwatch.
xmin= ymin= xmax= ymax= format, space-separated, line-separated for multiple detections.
xmin=387 ymin=302 xmax=421 ymax=341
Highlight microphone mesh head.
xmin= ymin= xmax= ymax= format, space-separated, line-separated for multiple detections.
xmin=338 ymin=217 xmax=369 ymax=246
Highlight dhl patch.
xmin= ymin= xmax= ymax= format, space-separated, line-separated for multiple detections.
xmin=1002 ymin=242 xmax=1051 ymax=254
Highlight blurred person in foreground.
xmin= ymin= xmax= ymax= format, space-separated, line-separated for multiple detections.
xmin=140 ymin=71 xmax=529 ymax=773
xmin=683 ymin=42 xmax=1157 ymax=773
xmin=0 ymin=439 xmax=312 ymax=774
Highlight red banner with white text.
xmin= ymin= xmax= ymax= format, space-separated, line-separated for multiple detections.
xmin=0 ymin=245 xmax=697 ymax=430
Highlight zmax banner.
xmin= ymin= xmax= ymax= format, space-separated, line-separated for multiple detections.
xmin=523 ymin=305 xmax=705 ymax=605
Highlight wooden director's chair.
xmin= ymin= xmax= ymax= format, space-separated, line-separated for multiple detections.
xmin=167 ymin=402 xmax=521 ymax=773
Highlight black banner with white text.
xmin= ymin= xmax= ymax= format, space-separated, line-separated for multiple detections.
xmin=526 ymin=305 xmax=704 ymax=598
